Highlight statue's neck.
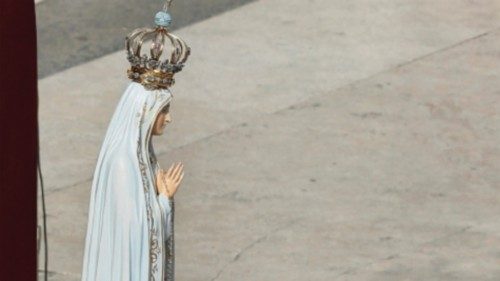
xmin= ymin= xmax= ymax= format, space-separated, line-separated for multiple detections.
xmin=147 ymin=137 xmax=157 ymax=165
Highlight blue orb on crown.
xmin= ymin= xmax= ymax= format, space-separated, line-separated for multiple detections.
xmin=155 ymin=11 xmax=172 ymax=27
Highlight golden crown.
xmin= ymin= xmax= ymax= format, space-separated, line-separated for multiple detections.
xmin=125 ymin=0 xmax=190 ymax=90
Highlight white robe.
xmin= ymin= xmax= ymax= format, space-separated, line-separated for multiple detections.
xmin=81 ymin=82 xmax=175 ymax=281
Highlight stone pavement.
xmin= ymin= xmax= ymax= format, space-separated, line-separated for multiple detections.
xmin=37 ymin=1 xmax=500 ymax=280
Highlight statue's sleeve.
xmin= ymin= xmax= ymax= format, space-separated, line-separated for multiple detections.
xmin=158 ymin=193 xmax=175 ymax=280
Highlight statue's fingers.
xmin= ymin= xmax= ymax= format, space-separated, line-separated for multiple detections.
xmin=171 ymin=162 xmax=181 ymax=178
xmin=167 ymin=163 xmax=175 ymax=177
xmin=169 ymin=163 xmax=178 ymax=176
xmin=176 ymin=172 xmax=184 ymax=184
xmin=173 ymin=163 xmax=183 ymax=179
xmin=161 ymin=173 xmax=168 ymax=187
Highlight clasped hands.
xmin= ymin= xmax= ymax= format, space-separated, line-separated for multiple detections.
xmin=155 ymin=162 xmax=184 ymax=199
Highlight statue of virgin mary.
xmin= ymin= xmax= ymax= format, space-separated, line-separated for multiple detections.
xmin=80 ymin=81 xmax=184 ymax=281
xmin=81 ymin=2 xmax=190 ymax=279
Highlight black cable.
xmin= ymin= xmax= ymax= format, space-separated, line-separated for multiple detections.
xmin=37 ymin=126 xmax=48 ymax=281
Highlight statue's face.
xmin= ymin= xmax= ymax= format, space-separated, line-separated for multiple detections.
xmin=152 ymin=104 xmax=171 ymax=136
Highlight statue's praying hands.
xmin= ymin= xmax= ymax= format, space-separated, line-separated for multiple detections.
xmin=156 ymin=162 xmax=184 ymax=199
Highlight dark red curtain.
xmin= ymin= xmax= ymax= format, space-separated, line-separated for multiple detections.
xmin=0 ymin=0 xmax=39 ymax=280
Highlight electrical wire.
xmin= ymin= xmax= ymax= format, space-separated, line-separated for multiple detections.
xmin=37 ymin=125 xmax=48 ymax=281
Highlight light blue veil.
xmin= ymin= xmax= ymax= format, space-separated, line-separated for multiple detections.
xmin=81 ymin=81 xmax=173 ymax=281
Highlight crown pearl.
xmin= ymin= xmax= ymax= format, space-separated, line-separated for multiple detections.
xmin=155 ymin=11 xmax=172 ymax=28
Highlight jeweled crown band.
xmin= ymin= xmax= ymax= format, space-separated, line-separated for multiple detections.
xmin=127 ymin=66 xmax=175 ymax=90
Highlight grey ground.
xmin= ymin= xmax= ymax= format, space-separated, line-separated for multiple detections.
xmin=35 ymin=0 xmax=255 ymax=78
xmin=37 ymin=1 xmax=500 ymax=280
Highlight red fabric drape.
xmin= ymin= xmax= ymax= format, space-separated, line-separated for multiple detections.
xmin=0 ymin=0 xmax=39 ymax=280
